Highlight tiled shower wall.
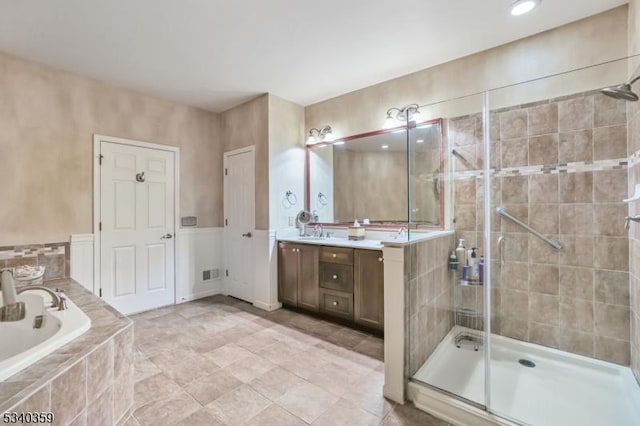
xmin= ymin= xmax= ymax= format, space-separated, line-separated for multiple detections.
xmin=407 ymin=233 xmax=454 ymax=376
xmin=451 ymin=90 xmax=631 ymax=365
xmin=0 ymin=243 xmax=70 ymax=281
xmin=629 ymin=82 xmax=640 ymax=382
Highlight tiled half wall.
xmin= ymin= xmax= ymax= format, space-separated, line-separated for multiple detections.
xmin=451 ymin=90 xmax=631 ymax=365
xmin=0 ymin=243 xmax=70 ymax=281
xmin=406 ymin=233 xmax=455 ymax=376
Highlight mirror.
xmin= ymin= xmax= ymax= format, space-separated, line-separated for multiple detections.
xmin=306 ymin=118 xmax=444 ymax=227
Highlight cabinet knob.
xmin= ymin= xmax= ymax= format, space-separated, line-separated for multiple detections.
xmin=332 ymin=253 xmax=337 ymax=258
xmin=332 ymin=274 xmax=338 ymax=280
xmin=292 ymin=248 xmax=296 ymax=252
xmin=378 ymin=257 xmax=383 ymax=262
xmin=332 ymin=301 xmax=339 ymax=306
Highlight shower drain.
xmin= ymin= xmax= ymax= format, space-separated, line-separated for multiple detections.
xmin=518 ymin=359 xmax=536 ymax=368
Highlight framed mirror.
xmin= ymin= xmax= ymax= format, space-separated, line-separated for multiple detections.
xmin=305 ymin=118 xmax=444 ymax=228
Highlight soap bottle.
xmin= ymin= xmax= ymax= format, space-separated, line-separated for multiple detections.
xmin=455 ymin=239 xmax=466 ymax=273
xmin=448 ymin=251 xmax=458 ymax=271
xmin=469 ymin=248 xmax=478 ymax=282
xmin=478 ymin=256 xmax=485 ymax=285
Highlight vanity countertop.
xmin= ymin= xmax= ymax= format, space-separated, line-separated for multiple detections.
xmin=277 ymin=236 xmax=383 ymax=250
xmin=278 ymin=230 xmax=454 ymax=250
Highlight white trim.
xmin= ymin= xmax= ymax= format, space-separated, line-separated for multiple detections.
xmin=92 ymin=134 xmax=180 ymax=301
xmin=382 ymin=245 xmax=405 ymax=404
xmin=70 ymin=233 xmax=95 ymax=293
xmin=177 ymin=227 xmax=220 ymax=235
xmin=177 ymin=284 xmax=223 ymax=303
xmin=224 ymin=145 xmax=256 ymax=158
xmin=408 ymin=382 xmax=517 ymax=426
xmin=253 ymin=300 xmax=282 ymax=311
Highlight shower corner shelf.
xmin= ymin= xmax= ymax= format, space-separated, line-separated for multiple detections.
xmin=456 ymin=279 xmax=483 ymax=286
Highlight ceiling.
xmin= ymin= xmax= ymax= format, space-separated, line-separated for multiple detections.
xmin=0 ymin=0 xmax=628 ymax=112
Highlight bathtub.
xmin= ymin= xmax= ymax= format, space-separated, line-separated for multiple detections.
xmin=410 ymin=325 xmax=640 ymax=426
xmin=0 ymin=289 xmax=91 ymax=382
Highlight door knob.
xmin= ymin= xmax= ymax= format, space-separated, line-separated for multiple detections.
xmin=242 ymin=232 xmax=253 ymax=238
xmin=160 ymin=233 xmax=173 ymax=239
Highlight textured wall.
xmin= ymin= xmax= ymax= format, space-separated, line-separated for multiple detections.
xmin=407 ymin=233 xmax=454 ymax=376
xmin=453 ymin=90 xmax=631 ymax=365
xmin=221 ymin=95 xmax=270 ymax=230
xmin=305 ymin=7 xmax=628 ymax=139
xmin=0 ymin=51 xmax=222 ymax=246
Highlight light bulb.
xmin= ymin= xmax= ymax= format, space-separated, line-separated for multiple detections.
xmin=306 ymin=134 xmax=317 ymax=145
xmin=383 ymin=115 xmax=397 ymax=129
xmin=511 ymin=0 xmax=538 ymax=16
xmin=323 ymin=131 xmax=334 ymax=142
xmin=410 ymin=110 xmax=422 ymax=123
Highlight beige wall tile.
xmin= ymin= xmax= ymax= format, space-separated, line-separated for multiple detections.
xmin=559 ymin=329 xmax=594 ymax=357
xmin=528 ymin=103 xmax=558 ymax=136
xmin=501 ymin=176 xmax=528 ymax=204
xmin=595 ymin=336 xmax=630 ymax=365
xmin=51 ymin=360 xmax=87 ymax=426
xmin=593 ymin=125 xmax=627 ymax=160
xmin=558 ymin=96 xmax=594 ymax=132
xmin=530 ymin=323 xmax=560 ymax=348
xmin=529 ymin=134 xmax=559 ymax=166
xmin=593 ymin=204 xmax=627 ymax=237
xmin=529 ymin=294 xmax=559 ymax=326
xmin=594 ymin=93 xmax=627 ymax=127
xmin=560 ymin=298 xmax=594 ymax=332
xmin=594 ymin=303 xmax=630 ymax=339
xmin=594 ymin=169 xmax=628 ymax=202
xmin=500 ymin=110 xmax=528 ymax=139
xmin=87 ymin=340 xmax=114 ymax=404
xmin=595 ymin=270 xmax=630 ymax=306
xmin=558 ymin=130 xmax=593 ymax=163
xmin=559 ymin=173 xmax=593 ymax=203
xmin=529 ymin=204 xmax=559 ymax=235
xmin=501 ymin=138 xmax=528 ymax=168
xmin=529 ymin=175 xmax=558 ymax=204
xmin=559 ymin=236 xmax=594 ymax=268
xmin=559 ymin=267 xmax=594 ymax=300
xmin=593 ymin=236 xmax=629 ymax=271
xmin=87 ymin=385 xmax=113 ymax=426
xmin=559 ymin=204 xmax=594 ymax=235
xmin=529 ymin=265 xmax=559 ymax=295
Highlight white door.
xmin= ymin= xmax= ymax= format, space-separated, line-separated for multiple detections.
xmin=99 ymin=141 xmax=176 ymax=314
xmin=224 ymin=147 xmax=255 ymax=302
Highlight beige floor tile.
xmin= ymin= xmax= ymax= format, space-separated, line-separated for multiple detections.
xmin=342 ymin=371 xmax=394 ymax=418
xmin=183 ymin=369 xmax=243 ymax=406
xmin=248 ymin=366 xmax=306 ymax=401
xmin=236 ymin=329 xmax=281 ymax=352
xmin=280 ymin=349 xmax=333 ymax=380
xmin=149 ymin=349 xmax=219 ymax=386
xmin=223 ymin=352 xmax=277 ymax=383
xmin=325 ymin=327 xmax=370 ymax=349
xmin=313 ymin=398 xmax=380 ymax=426
xmin=174 ymin=408 xmax=226 ymax=426
xmin=353 ymin=336 xmax=384 ymax=361
xmin=207 ymin=384 xmax=272 ymax=424
xmin=256 ymin=340 xmax=306 ymax=365
xmin=205 ymin=343 xmax=254 ymax=368
xmin=307 ymin=362 xmax=370 ymax=397
xmin=246 ymin=404 xmax=307 ymax=426
xmin=381 ymin=403 xmax=450 ymax=426
xmin=133 ymin=390 xmax=200 ymax=426
xmin=134 ymin=356 xmax=162 ymax=383
xmin=276 ymin=381 xmax=339 ymax=423
xmin=134 ymin=373 xmax=182 ymax=410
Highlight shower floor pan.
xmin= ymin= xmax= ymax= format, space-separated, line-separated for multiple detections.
xmin=411 ymin=326 xmax=640 ymax=426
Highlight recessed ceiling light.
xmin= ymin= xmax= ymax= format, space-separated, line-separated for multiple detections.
xmin=511 ymin=0 xmax=540 ymax=16
xmin=416 ymin=139 xmax=424 ymax=144
xmin=334 ymin=141 xmax=345 ymax=146
xmin=381 ymin=145 xmax=389 ymax=149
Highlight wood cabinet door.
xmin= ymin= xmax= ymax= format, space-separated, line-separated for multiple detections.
xmin=278 ymin=243 xmax=299 ymax=306
xmin=354 ymin=249 xmax=384 ymax=330
xmin=298 ymin=244 xmax=320 ymax=311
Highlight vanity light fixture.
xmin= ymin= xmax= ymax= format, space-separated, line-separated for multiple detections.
xmin=510 ymin=0 xmax=540 ymax=16
xmin=306 ymin=125 xmax=334 ymax=145
xmin=383 ymin=104 xmax=422 ymax=129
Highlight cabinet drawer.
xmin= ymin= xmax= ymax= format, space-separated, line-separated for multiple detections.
xmin=319 ymin=289 xmax=354 ymax=320
xmin=320 ymin=246 xmax=353 ymax=265
xmin=319 ymin=263 xmax=353 ymax=292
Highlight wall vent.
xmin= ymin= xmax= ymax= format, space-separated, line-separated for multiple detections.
xmin=203 ymin=270 xmax=211 ymax=281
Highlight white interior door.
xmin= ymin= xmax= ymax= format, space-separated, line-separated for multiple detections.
xmin=224 ymin=147 xmax=255 ymax=303
xmin=99 ymin=140 xmax=176 ymax=314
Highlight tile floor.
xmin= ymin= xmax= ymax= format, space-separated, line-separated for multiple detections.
xmin=129 ymin=295 xmax=449 ymax=425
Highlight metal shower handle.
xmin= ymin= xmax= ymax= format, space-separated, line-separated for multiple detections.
xmin=625 ymin=215 xmax=640 ymax=230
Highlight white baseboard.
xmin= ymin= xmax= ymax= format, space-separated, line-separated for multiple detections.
xmin=253 ymin=300 xmax=282 ymax=311
xmin=70 ymin=234 xmax=95 ymax=294
xmin=176 ymin=281 xmax=223 ymax=303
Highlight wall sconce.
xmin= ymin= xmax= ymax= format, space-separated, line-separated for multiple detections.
xmin=306 ymin=125 xmax=334 ymax=145
xmin=383 ymin=104 xmax=422 ymax=129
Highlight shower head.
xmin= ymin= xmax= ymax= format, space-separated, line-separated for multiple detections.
xmin=601 ymin=66 xmax=640 ymax=102
xmin=601 ymin=83 xmax=639 ymax=102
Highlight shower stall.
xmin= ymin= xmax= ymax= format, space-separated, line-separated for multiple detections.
xmin=405 ymin=56 xmax=640 ymax=425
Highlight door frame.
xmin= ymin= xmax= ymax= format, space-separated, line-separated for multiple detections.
xmin=223 ymin=145 xmax=256 ymax=300
xmin=92 ymin=134 xmax=180 ymax=299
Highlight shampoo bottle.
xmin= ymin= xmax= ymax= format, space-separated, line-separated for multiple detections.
xmin=455 ymin=239 xmax=466 ymax=272
xmin=478 ymin=256 xmax=485 ymax=285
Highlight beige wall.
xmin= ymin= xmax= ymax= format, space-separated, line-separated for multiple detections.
xmin=268 ymin=94 xmax=306 ymax=230
xmin=0 ymin=51 xmax=222 ymax=246
xmin=305 ymin=6 xmax=629 ymax=138
xmin=221 ymin=95 xmax=269 ymax=230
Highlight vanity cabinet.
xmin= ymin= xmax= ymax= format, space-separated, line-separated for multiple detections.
xmin=278 ymin=242 xmax=319 ymax=311
xmin=278 ymin=241 xmax=384 ymax=332
xmin=354 ymin=249 xmax=385 ymax=330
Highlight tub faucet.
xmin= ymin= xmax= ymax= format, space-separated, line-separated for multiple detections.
xmin=0 ymin=268 xmax=25 ymax=322
xmin=17 ymin=287 xmax=65 ymax=311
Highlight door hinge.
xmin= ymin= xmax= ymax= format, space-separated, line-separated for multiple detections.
xmin=225 ymin=269 xmax=229 ymax=277
xmin=99 ymin=154 xmax=104 ymax=165
xmin=99 ymin=222 xmax=102 ymax=231
xmin=225 ymin=218 xmax=228 ymax=226
xmin=225 ymin=168 xmax=228 ymax=176
xmin=99 ymin=288 xmax=102 ymax=297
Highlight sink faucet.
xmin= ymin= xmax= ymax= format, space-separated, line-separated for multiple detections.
xmin=1 ymin=268 xmax=25 ymax=321
xmin=313 ymin=224 xmax=324 ymax=238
